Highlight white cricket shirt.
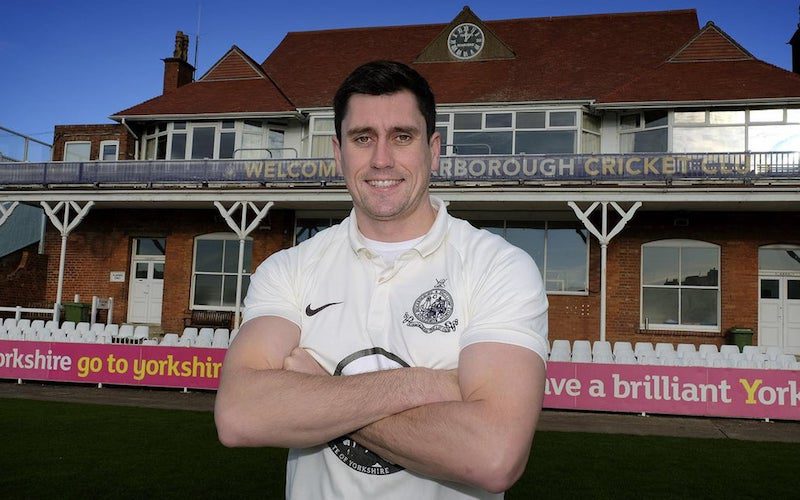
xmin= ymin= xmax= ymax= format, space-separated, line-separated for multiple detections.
xmin=243 ymin=197 xmax=549 ymax=499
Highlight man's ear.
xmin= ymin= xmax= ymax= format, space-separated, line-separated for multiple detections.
xmin=429 ymin=130 xmax=441 ymax=173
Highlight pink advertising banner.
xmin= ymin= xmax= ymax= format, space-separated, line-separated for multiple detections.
xmin=1 ymin=341 xmax=798 ymax=420
xmin=543 ymin=362 xmax=800 ymax=421
xmin=0 ymin=340 xmax=224 ymax=389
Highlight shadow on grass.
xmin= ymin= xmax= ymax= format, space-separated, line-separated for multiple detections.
xmin=1 ymin=399 xmax=797 ymax=498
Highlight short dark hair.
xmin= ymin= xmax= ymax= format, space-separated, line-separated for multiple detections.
xmin=333 ymin=60 xmax=436 ymax=142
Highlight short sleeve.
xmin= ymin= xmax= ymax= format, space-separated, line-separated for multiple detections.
xmin=460 ymin=245 xmax=549 ymax=364
xmin=241 ymin=248 xmax=303 ymax=327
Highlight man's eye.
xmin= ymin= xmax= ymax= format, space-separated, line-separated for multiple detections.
xmin=395 ymin=134 xmax=412 ymax=143
xmin=355 ymin=136 xmax=371 ymax=144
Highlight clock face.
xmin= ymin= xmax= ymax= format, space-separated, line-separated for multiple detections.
xmin=448 ymin=23 xmax=484 ymax=60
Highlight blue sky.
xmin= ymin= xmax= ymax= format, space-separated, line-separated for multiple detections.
xmin=2 ymin=0 xmax=800 ymax=146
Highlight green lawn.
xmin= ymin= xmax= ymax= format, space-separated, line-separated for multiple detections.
xmin=0 ymin=399 xmax=796 ymax=499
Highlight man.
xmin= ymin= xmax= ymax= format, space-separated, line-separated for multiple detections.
xmin=215 ymin=60 xmax=548 ymax=499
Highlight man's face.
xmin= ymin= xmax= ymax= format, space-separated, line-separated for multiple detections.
xmin=333 ymin=90 xmax=440 ymax=239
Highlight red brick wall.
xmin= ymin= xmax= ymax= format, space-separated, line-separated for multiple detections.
xmin=0 ymin=244 xmax=49 ymax=310
xmin=41 ymin=208 xmax=294 ymax=333
xmin=53 ymin=124 xmax=135 ymax=161
xmin=596 ymin=211 xmax=800 ymax=347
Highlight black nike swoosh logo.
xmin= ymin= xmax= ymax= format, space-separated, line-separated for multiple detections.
xmin=305 ymin=302 xmax=343 ymax=317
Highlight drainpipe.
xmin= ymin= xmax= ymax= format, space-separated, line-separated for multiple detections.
xmin=121 ymin=118 xmax=139 ymax=160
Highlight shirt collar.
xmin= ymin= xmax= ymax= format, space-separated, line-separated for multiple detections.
xmin=347 ymin=196 xmax=449 ymax=258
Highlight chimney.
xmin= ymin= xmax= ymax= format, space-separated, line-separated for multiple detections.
xmin=162 ymin=31 xmax=195 ymax=94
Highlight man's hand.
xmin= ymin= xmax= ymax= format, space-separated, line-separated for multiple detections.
xmin=283 ymin=347 xmax=329 ymax=376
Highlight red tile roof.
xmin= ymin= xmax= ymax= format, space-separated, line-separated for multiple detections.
xmin=115 ymin=9 xmax=800 ymax=118
xmin=263 ymin=10 xmax=701 ymax=107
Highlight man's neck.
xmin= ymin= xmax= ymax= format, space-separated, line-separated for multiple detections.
xmin=355 ymin=202 xmax=437 ymax=242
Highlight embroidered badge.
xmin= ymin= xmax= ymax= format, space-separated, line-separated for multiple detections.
xmin=403 ymin=279 xmax=459 ymax=333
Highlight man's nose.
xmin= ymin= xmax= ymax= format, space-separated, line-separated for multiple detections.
xmin=371 ymin=137 xmax=393 ymax=169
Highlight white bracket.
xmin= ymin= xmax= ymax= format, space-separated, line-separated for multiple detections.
xmin=41 ymin=201 xmax=95 ymax=236
xmin=0 ymin=202 xmax=19 ymax=227
xmin=214 ymin=201 xmax=274 ymax=238
xmin=568 ymin=201 xmax=641 ymax=342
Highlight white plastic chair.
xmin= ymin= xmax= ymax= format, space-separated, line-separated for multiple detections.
xmin=613 ymin=341 xmax=634 ymax=358
xmin=104 ymin=323 xmax=120 ymax=337
xmin=676 ymin=343 xmax=696 ymax=359
xmin=615 ymin=353 xmax=637 ymax=365
xmin=17 ymin=319 xmax=32 ymax=330
xmin=634 ymin=342 xmax=654 ymax=358
xmin=655 ymin=342 xmax=675 ymax=358
xmin=141 ymin=339 xmax=158 ymax=346
xmin=66 ymin=331 xmax=82 ymax=343
xmin=0 ymin=329 xmax=7 ymax=340
xmin=212 ymin=329 xmax=230 ymax=349
xmin=117 ymin=324 xmax=135 ymax=342
xmin=698 ymin=344 xmax=719 ymax=359
xmin=571 ymin=351 xmax=592 ymax=363
xmin=160 ymin=333 xmax=179 ymax=346
xmin=593 ymin=353 xmax=614 ymax=364
xmin=765 ymin=346 xmax=783 ymax=361
xmin=30 ymin=319 xmax=45 ymax=331
xmin=592 ymin=341 xmax=613 ymax=358
xmin=181 ymin=327 xmax=199 ymax=342
xmin=7 ymin=326 xmax=22 ymax=340
xmin=548 ymin=350 xmax=570 ymax=362
xmin=90 ymin=323 xmax=106 ymax=335
xmin=742 ymin=345 xmax=761 ymax=360
xmin=44 ymin=320 xmax=57 ymax=331
xmin=638 ymin=354 xmax=660 ymax=366
xmin=3 ymin=318 xmax=17 ymax=329
xmin=133 ymin=325 xmax=150 ymax=342
xmin=51 ymin=330 xmax=67 ymax=342
xmin=36 ymin=328 xmax=52 ymax=341
xmin=551 ymin=339 xmax=571 ymax=356
xmin=194 ymin=335 xmax=213 ymax=348
xmin=61 ymin=321 xmax=77 ymax=333
xmin=76 ymin=322 xmax=91 ymax=334
xmin=83 ymin=331 xmax=97 ymax=343
xmin=23 ymin=328 xmax=37 ymax=341
xmin=778 ymin=354 xmax=798 ymax=370
xmin=229 ymin=328 xmax=239 ymax=345
xmin=720 ymin=345 xmax=740 ymax=359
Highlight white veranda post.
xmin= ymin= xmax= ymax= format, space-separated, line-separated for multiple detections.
xmin=214 ymin=201 xmax=274 ymax=329
xmin=40 ymin=201 xmax=95 ymax=323
xmin=568 ymin=201 xmax=641 ymax=342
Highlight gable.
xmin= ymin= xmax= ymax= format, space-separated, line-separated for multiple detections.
xmin=415 ymin=6 xmax=514 ymax=63
xmin=669 ymin=22 xmax=753 ymax=62
xmin=201 ymin=46 xmax=266 ymax=81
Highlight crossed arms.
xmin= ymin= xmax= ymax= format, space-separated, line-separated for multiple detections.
xmin=214 ymin=315 xmax=546 ymax=493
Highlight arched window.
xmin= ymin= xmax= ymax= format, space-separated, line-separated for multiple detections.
xmin=641 ymin=239 xmax=720 ymax=331
xmin=191 ymin=233 xmax=253 ymax=310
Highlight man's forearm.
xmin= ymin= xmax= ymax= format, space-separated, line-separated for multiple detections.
xmin=215 ymin=365 xmax=459 ymax=449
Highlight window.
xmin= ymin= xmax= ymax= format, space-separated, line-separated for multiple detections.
xmin=191 ymin=234 xmax=253 ymax=309
xmin=471 ymin=220 xmax=589 ymax=293
xmin=310 ymin=117 xmax=335 ymax=158
xmin=141 ymin=120 xmax=287 ymax=160
xmin=64 ymin=142 xmax=91 ymax=162
xmin=620 ymin=111 xmax=668 ymax=153
xmin=641 ymin=240 xmax=720 ymax=331
xmin=514 ymin=111 xmax=577 ymax=154
xmin=294 ymin=216 xmax=343 ymax=244
xmin=581 ymin=113 xmax=601 ymax=154
xmin=99 ymin=140 xmax=119 ymax=161
xmin=673 ymin=108 xmax=800 ymax=153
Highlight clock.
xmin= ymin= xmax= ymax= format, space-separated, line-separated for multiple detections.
xmin=447 ymin=23 xmax=484 ymax=60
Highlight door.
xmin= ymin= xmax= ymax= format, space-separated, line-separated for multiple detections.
xmin=128 ymin=261 xmax=164 ymax=324
xmin=758 ymin=276 xmax=800 ymax=355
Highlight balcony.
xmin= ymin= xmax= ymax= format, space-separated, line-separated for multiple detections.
xmin=0 ymin=152 xmax=799 ymax=188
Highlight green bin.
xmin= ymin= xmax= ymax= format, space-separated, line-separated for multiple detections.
xmin=63 ymin=302 xmax=91 ymax=323
xmin=727 ymin=327 xmax=754 ymax=352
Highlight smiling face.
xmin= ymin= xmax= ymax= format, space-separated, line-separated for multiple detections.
xmin=333 ymin=90 xmax=441 ymax=241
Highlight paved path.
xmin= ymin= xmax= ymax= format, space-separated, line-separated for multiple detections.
xmin=1 ymin=380 xmax=799 ymax=443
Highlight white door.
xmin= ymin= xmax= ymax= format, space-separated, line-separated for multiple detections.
xmin=128 ymin=261 xmax=164 ymax=324
xmin=758 ymin=276 xmax=800 ymax=355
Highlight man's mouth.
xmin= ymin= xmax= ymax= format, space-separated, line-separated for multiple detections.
xmin=366 ymin=179 xmax=402 ymax=188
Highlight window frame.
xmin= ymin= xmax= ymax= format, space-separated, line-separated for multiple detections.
xmin=63 ymin=141 xmax=91 ymax=162
xmin=99 ymin=140 xmax=119 ymax=161
xmin=189 ymin=232 xmax=254 ymax=311
xmin=619 ymin=110 xmax=669 ymax=153
xmin=640 ymin=239 xmax=721 ymax=332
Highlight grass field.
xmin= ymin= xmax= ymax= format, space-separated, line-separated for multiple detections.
xmin=1 ymin=398 xmax=797 ymax=499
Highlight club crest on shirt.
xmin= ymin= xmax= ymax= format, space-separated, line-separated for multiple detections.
xmin=403 ymin=279 xmax=459 ymax=334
